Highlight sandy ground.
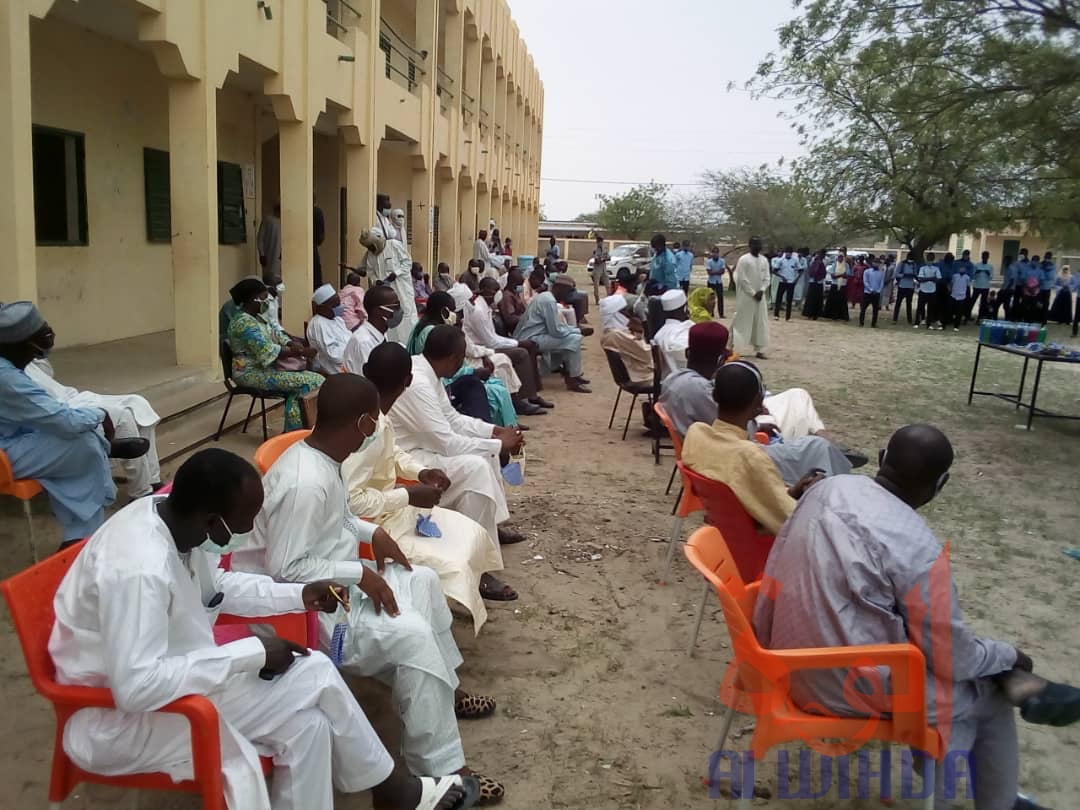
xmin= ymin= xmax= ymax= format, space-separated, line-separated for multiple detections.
xmin=1 ymin=288 xmax=1079 ymax=809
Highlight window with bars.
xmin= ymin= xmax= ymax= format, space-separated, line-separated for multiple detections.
xmin=32 ymin=126 xmax=88 ymax=245
xmin=143 ymin=148 xmax=171 ymax=243
xmin=432 ymin=205 xmax=440 ymax=264
xmin=217 ymin=161 xmax=247 ymax=245
xmin=379 ymin=34 xmax=392 ymax=79
xmin=406 ymin=199 xmax=413 ymax=244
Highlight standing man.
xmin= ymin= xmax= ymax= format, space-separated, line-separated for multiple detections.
xmin=1039 ymin=251 xmax=1057 ymax=324
xmin=971 ymin=251 xmax=994 ymax=321
xmin=257 ymin=202 xmax=282 ymax=285
xmin=590 ymin=235 xmax=610 ymax=304
xmin=956 ymin=249 xmax=975 ymax=324
xmin=649 ymin=234 xmax=678 ymax=292
xmin=1001 ymin=254 xmax=1017 ymax=320
xmin=544 ymin=236 xmax=560 ymax=270
xmin=859 ymin=256 xmax=884 ymax=328
xmin=793 ymin=248 xmax=810 ymax=306
xmin=732 ymin=237 xmax=771 ymax=360
xmin=950 ymin=259 xmax=973 ymax=331
xmin=771 ymin=246 xmax=799 ymax=322
xmin=893 ymin=253 xmax=918 ymax=325
xmin=473 ymin=229 xmax=501 ymax=277
xmin=360 ymin=193 xmax=417 ymax=343
xmin=675 ymin=241 xmax=694 ymax=295
xmin=313 ymin=197 xmax=326 ymax=290
xmin=706 ymin=246 xmax=728 ymax=318
xmin=915 ymin=252 xmax=941 ymax=330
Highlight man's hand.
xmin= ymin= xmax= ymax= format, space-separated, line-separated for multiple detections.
xmin=418 ymin=468 xmax=452 ymax=491
xmin=518 ymin=339 xmax=539 ymax=353
xmin=101 ymin=412 xmax=116 ymax=442
xmin=579 ymin=326 xmax=595 ymax=337
xmin=406 ymin=483 xmax=442 ymax=509
xmin=494 ymin=425 xmax=525 ymax=454
xmin=474 ymin=367 xmax=493 ymax=382
xmin=754 ymin=291 xmax=764 ymax=301
xmin=372 ymin=527 xmax=412 ymax=574
xmin=358 ymin=566 xmax=400 ymax=616
xmin=788 ymin=471 xmax=825 ymax=499
xmin=1014 ymin=648 xmax=1035 ymax=673
xmin=482 ymin=357 xmax=494 ymax=373
xmin=302 ymin=345 xmax=318 ymax=360
xmin=302 ymin=581 xmax=350 ymax=613
xmin=260 ymin=636 xmax=310 ymax=676
xmin=758 ymin=423 xmax=782 ymax=439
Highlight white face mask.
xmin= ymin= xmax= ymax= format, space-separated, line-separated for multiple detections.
xmin=356 ymin=413 xmax=378 ymax=452
xmin=381 ymin=208 xmax=392 ymax=217
xmin=276 ymin=282 xmax=286 ymax=294
xmin=493 ymin=290 xmax=503 ymax=307
xmin=444 ymin=310 xmax=458 ymax=326
xmin=200 ymin=515 xmax=253 ymax=555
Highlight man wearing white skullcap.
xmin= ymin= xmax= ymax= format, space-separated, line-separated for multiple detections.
xmin=306 ymin=284 xmax=352 ymax=374
xmin=651 ymin=289 xmax=693 ymax=379
xmin=360 ymin=193 xmax=418 ymax=343
xmin=0 ymin=302 xmax=117 ymax=547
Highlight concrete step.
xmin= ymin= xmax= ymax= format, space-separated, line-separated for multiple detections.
xmin=155 ymin=393 xmax=285 ymax=463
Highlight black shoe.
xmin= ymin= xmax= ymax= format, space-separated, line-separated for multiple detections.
xmin=1014 ymin=794 xmax=1053 ymax=810
xmin=109 ymin=437 xmax=150 ymax=460
xmin=838 ymin=447 xmax=869 ymax=469
xmin=1020 ymin=682 xmax=1080 ymax=727
xmin=530 ymin=396 xmax=555 ymax=409
xmin=572 ymin=376 xmax=591 ymax=385
xmin=514 ymin=400 xmax=544 ymax=416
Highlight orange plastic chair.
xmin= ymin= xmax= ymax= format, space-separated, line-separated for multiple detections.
xmin=652 ymin=403 xmax=704 ymax=584
xmin=679 ymin=461 xmax=776 ymax=656
xmin=254 ymin=431 xmax=374 ymax=561
xmin=684 ymin=526 xmax=941 ymax=809
xmin=0 ymin=448 xmax=45 ymax=562
xmin=0 ymin=540 xmax=276 ymax=810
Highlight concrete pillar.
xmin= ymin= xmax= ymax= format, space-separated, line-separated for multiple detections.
xmin=460 ymin=179 xmax=477 ymax=268
xmin=438 ymin=171 xmax=459 ymax=270
xmin=410 ymin=169 xmax=434 ymax=271
xmin=0 ymin=3 xmax=36 ymax=303
xmin=168 ymin=78 xmax=220 ymax=369
xmin=345 ymin=142 xmax=376 ymax=271
xmin=278 ymin=121 xmax=314 ymax=333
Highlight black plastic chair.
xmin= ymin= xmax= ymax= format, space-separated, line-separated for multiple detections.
xmin=603 ymin=349 xmax=654 ymax=441
xmin=650 ymin=345 xmax=674 ymax=468
xmin=215 ymin=341 xmax=287 ymax=441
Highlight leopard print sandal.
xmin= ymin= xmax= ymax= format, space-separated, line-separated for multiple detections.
xmin=472 ymin=772 xmax=505 ymax=805
xmin=454 ymin=693 xmax=497 ymax=719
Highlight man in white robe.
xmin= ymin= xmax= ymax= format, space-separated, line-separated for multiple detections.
xmin=359 ymin=194 xmax=417 ymax=343
xmin=306 ymin=284 xmax=352 ymax=374
xmin=49 ymin=447 xmax=472 ymax=810
xmin=344 ymin=341 xmax=516 ymax=626
xmin=390 ymin=326 xmax=526 ymax=547
xmin=342 ymin=285 xmax=399 ymax=373
xmin=232 ymin=374 xmax=505 ymax=801
xmin=732 ymin=236 xmax=771 ymax=359
xmin=26 ymin=357 xmax=161 ymax=498
xmin=448 ymin=283 xmax=523 ymax=398
xmin=650 ymin=289 xmax=694 ymax=379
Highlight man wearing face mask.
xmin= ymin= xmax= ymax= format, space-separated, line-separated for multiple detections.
xmin=0 ymin=302 xmax=121 ymax=547
xmin=306 ymin=284 xmax=352 ymax=374
xmin=233 ymin=374 xmax=507 ymax=804
xmin=754 ymin=425 xmax=1080 ymax=810
xmin=359 ymin=194 xmax=418 ymax=343
xmin=464 ymin=278 xmax=551 ymax=414
xmin=342 ymin=285 xmax=402 ymax=374
xmin=50 ymin=447 xmax=477 ymax=810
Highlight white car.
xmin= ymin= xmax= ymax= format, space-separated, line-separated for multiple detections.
xmin=587 ymin=242 xmax=652 ymax=279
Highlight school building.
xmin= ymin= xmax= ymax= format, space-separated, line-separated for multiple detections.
xmin=0 ymin=0 xmax=543 ymax=375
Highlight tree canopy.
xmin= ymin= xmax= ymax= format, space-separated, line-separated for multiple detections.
xmin=592 ymin=182 xmax=670 ymax=240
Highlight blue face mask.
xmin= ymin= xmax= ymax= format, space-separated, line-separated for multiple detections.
xmin=332 ymin=304 xmax=345 ymax=318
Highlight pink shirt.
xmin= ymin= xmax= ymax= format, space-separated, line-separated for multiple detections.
xmin=338 ymin=285 xmax=367 ymax=330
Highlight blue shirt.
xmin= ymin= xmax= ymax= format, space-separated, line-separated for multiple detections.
xmin=938 ymin=260 xmax=955 ymax=283
xmin=896 ymin=261 xmax=918 ymax=289
xmin=649 ymin=248 xmax=679 ymax=290
xmin=512 ymin=290 xmax=580 ymax=342
xmin=705 ymin=257 xmax=727 ymax=283
xmin=950 ymin=271 xmax=971 ymax=300
xmin=917 ymin=264 xmax=941 ymax=294
xmin=971 ymin=262 xmax=993 ymax=290
xmin=1040 ymin=262 xmax=1056 ymax=291
xmin=0 ymin=357 xmax=106 ymax=444
xmin=674 ymin=249 xmax=694 ymax=283
xmin=546 ymin=243 xmax=560 ymax=261
xmin=862 ymin=266 xmax=885 ymax=294
xmin=771 ymin=255 xmax=800 ymax=283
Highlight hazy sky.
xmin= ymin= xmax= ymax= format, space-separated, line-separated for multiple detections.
xmin=507 ymin=0 xmax=804 ymax=220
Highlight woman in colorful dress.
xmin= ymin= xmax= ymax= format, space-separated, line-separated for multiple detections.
xmin=1049 ymin=265 xmax=1074 ymax=324
xmin=847 ymin=254 xmax=866 ymax=309
xmin=226 ymin=278 xmax=323 ymax=431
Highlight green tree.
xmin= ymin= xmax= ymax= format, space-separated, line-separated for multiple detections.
xmin=593 ymin=182 xmax=670 ymax=240
xmin=758 ymin=0 xmax=1080 ymax=247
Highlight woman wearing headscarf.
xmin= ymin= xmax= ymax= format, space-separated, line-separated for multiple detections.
xmin=225 ymin=278 xmax=323 ymax=431
xmin=688 ymin=287 xmax=717 ymax=324
xmin=1049 ymin=265 xmax=1074 ymax=324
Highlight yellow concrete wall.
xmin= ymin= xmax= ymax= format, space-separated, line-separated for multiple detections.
xmin=30 ymin=16 xmax=172 ymax=348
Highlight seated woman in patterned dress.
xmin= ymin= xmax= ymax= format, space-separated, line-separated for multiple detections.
xmin=226 ymin=278 xmax=323 ymax=431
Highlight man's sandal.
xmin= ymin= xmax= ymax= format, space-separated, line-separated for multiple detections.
xmin=414 ymin=775 xmax=479 ymax=810
xmin=472 ymin=773 xmax=505 ymax=805
xmin=455 ymin=693 xmax=497 ymax=719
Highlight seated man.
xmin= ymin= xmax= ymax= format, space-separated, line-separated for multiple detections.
xmin=681 ymin=361 xmax=824 ymax=537
xmin=338 ymin=271 xmax=368 ymax=330
xmin=651 ymin=289 xmax=693 ymax=379
xmin=50 ymin=447 xmax=473 ymax=810
xmin=26 ymin=356 xmax=162 ymax=500
xmin=464 ymin=277 xmax=552 ymax=413
xmin=390 ymin=326 xmax=527 ymax=548
xmin=754 ymin=425 xmax=1080 ymax=810
xmin=306 ymin=284 xmax=352 ymax=374
xmin=599 ymin=295 xmax=653 ymax=385
xmin=513 ymin=274 xmax=593 ymax=393
xmin=232 ymin=374 xmax=505 ymax=804
xmin=0 ymin=302 xmax=117 ymax=545
xmin=344 ymin=342 xmax=516 ymax=619
xmin=660 ymin=322 xmax=854 ymax=483
xmin=342 ymin=284 xmax=401 ymax=374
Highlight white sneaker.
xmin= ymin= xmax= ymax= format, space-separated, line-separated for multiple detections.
xmin=913 ymin=324 xmax=920 ymax=329
xmin=954 ymin=327 xmax=960 ymax=332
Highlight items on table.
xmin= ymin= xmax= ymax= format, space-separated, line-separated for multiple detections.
xmin=978 ymin=320 xmax=1047 ymax=346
